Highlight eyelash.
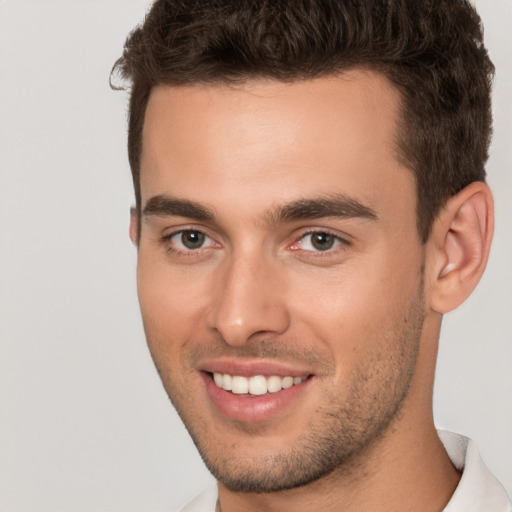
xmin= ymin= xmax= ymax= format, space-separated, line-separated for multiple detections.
xmin=159 ymin=228 xmax=351 ymax=257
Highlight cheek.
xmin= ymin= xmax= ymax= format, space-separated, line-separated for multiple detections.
xmin=136 ymin=252 xmax=211 ymax=354
xmin=287 ymin=252 xmax=422 ymax=359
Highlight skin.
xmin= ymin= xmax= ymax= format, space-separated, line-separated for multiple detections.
xmin=131 ymin=70 xmax=493 ymax=512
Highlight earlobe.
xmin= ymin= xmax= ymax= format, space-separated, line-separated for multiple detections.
xmin=129 ymin=207 xmax=139 ymax=246
xmin=429 ymin=182 xmax=494 ymax=314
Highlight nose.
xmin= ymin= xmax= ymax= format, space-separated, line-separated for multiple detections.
xmin=206 ymin=252 xmax=290 ymax=347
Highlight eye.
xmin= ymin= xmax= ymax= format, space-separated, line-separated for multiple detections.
xmin=168 ymin=230 xmax=215 ymax=251
xmin=297 ymin=231 xmax=343 ymax=252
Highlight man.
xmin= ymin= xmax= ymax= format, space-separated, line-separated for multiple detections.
xmin=112 ymin=1 xmax=511 ymax=510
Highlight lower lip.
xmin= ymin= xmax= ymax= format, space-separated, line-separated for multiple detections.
xmin=201 ymin=372 xmax=311 ymax=423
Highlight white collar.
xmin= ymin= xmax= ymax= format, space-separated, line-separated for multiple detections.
xmin=439 ymin=430 xmax=511 ymax=512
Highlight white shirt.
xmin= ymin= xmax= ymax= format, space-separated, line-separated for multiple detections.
xmin=180 ymin=431 xmax=511 ymax=512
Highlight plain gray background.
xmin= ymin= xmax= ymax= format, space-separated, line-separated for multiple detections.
xmin=0 ymin=1 xmax=510 ymax=510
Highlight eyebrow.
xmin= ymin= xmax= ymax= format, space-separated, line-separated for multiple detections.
xmin=143 ymin=195 xmax=215 ymax=221
xmin=264 ymin=195 xmax=378 ymax=225
xmin=142 ymin=193 xmax=378 ymax=225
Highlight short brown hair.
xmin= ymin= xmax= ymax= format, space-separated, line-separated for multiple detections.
xmin=112 ymin=0 xmax=494 ymax=242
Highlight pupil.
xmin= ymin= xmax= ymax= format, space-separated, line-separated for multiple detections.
xmin=182 ymin=231 xmax=205 ymax=249
xmin=312 ymin=233 xmax=334 ymax=251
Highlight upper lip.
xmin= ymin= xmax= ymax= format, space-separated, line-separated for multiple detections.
xmin=198 ymin=358 xmax=313 ymax=378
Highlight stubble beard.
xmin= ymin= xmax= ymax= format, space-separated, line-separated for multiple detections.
xmin=149 ymin=278 xmax=425 ymax=494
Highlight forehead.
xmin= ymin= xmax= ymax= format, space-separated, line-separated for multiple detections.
xmin=140 ymin=70 xmax=414 ymax=223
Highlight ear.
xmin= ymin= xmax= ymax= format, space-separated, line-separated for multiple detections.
xmin=428 ymin=182 xmax=494 ymax=314
xmin=129 ymin=206 xmax=139 ymax=246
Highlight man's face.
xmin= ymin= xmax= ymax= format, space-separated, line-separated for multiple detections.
xmin=135 ymin=71 xmax=427 ymax=492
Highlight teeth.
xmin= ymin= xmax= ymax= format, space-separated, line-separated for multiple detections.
xmin=267 ymin=375 xmax=282 ymax=393
xmin=212 ymin=373 xmax=306 ymax=395
xmin=249 ymin=375 xmax=268 ymax=396
xmin=232 ymin=376 xmax=249 ymax=394
xmin=282 ymin=376 xmax=294 ymax=389
xmin=213 ymin=372 xmax=223 ymax=387
xmin=222 ymin=374 xmax=232 ymax=391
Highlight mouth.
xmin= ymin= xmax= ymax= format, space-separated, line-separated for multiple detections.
xmin=198 ymin=362 xmax=314 ymax=423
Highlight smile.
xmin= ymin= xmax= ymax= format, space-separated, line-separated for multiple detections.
xmin=212 ymin=372 xmax=306 ymax=395
xmin=201 ymin=366 xmax=313 ymax=422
